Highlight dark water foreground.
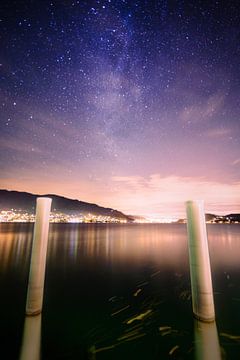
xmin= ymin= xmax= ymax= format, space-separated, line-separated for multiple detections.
xmin=0 ymin=223 xmax=240 ymax=359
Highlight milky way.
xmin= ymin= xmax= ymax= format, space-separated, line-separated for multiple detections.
xmin=0 ymin=1 xmax=240 ymax=217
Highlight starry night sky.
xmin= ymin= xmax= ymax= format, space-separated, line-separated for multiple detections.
xmin=0 ymin=0 xmax=240 ymax=218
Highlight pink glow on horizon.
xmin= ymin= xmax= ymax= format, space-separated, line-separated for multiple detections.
xmin=1 ymin=173 xmax=239 ymax=218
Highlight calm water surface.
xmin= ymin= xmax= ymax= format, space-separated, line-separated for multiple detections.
xmin=0 ymin=223 xmax=240 ymax=359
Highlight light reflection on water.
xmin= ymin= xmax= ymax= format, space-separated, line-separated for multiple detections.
xmin=1 ymin=223 xmax=239 ymax=272
xmin=47 ymin=224 xmax=190 ymax=268
xmin=0 ymin=223 xmax=240 ymax=359
xmin=0 ymin=223 xmax=32 ymax=273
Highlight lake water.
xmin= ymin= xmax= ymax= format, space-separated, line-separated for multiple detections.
xmin=0 ymin=223 xmax=240 ymax=359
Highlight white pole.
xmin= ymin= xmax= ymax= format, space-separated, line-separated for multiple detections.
xmin=186 ymin=200 xmax=215 ymax=322
xmin=194 ymin=320 xmax=221 ymax=360
xmin=26 ymin=197 xmax=52 ymax=316
xmin=20 ymin=315 xmax=41 ymax=360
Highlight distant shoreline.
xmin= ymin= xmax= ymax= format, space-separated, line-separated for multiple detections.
xmin=1 ymin=221 xmax=239 ymax=225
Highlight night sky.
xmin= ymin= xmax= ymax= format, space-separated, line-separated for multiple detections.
xmin=0 ymin=1 xmax=240 ymax=219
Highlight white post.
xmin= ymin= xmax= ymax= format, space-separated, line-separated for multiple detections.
xmin=186 ymin=200 xmax=215 ymax=322
xmin=20 ymin=315 xmax=41 ymax=360
xmin=194 ymin=320 xmax=221 ymax=360
xmin=26 ymin=197 xmax=52 ymax=316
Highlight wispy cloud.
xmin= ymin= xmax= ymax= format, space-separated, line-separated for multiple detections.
xmin=205 ymin=127 xmax=232 ymax=138
xmin=111 ymin=174 xmax=240 ymax=217
xmin=232 ymin=158 xmax=240 ymax=166
xmin=180 ymin=93 xmax=225 ymax=124
xmin=0 ymin=136 xmax=42 ymax=153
